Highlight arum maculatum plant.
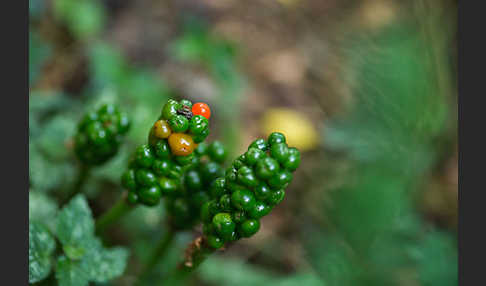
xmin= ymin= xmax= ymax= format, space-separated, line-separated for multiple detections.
xmin=90 ymin=98 xmax=300 ymax=281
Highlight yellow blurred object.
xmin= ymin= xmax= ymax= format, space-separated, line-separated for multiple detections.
xmin=261 ymin=108 xmax=319 ymax=152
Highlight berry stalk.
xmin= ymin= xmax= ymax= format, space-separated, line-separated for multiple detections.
xmin=95 ymin=193 xmax=135 ymax=234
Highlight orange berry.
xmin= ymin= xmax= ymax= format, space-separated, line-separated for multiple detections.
xmin=168 ymin=133 xmax=196 ymax=156
xmin=192 ymin=102 xmax=211 ymax=119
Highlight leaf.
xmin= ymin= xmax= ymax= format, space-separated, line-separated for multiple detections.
xmin=81 ymin=238 xmax=129 ymax=282
xmin=36 ymin=115 xmax=77 ymax=161
xmin=56 ymin=195 xmax=95 ymax=259
xmin=29 ymin=222 xmax=56 ymax=283
xmin=29 ymin=191 xmax=59 ymax=233
xmin=56 ymin=255 xmax=90 ymax=286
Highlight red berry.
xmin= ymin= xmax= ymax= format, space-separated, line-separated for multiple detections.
xmin=192 ymin=102 xmax=211 ymax=119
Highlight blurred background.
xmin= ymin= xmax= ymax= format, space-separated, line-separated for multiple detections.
xmin=29 ymin=0 xmax=457 ymax=285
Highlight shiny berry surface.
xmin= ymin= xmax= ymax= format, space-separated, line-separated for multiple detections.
xmin=192 ymin=102 xmax=211 ymax=119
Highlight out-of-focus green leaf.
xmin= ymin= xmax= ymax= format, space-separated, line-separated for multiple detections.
xmin=198 ymin=257 xmax=324 ymax=286
xmin=29 ymin=191 xmax=59 ymax=233
xmin=56 ymin=255 xmax=90 ymax=286
xmin=56 ymin=195 xmax=94 ymax=259
xmin=37 ymin=115 xmax=77 ymax=162
xmin=29 ymin=142 xmax=76 ymax=193
xmin=29 ymin=222 xmax=56 ymax=283
xmin=52 ymin=0 xmax=105 ymax=40
xmin=410 ymin=231 xmax=457 ymax=286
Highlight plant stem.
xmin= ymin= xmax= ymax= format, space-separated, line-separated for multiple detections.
xmin=95 ymin=193 xmax=135 ymax=235
xmin=63 ymin=164 xmax=91 ymax=204
xmin=171 ymin=236 xmax=216 ymax=282
xmin=137 ymin=229 xmax=176 ymax=283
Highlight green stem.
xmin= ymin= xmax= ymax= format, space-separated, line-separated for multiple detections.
xmin=95 ymin=193 xmax=135 ymax=235
xmin=138 ymin=229 xmax=176 ymax=283
xmin=63 ymin=164 xmax=91 ymax=204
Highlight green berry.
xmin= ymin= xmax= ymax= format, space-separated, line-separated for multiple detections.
xmin=135 ymin=144 xmax=155 ymax=168
xmin=267 ymin=189 xmax=285 ymax=206
xmin=225 ymin=167 xmax=237 ymax=182
xmin=255 ymin=157 xmax=280 ymax=179
xmin=193 ymin=127 xmax=209 ymax=143
xmin=161 ymin=99 xmax=180 ymax=120
xmin=184 ymin=170 xmax=202 ymax=191
xmin=248 ymin=201 xmax=271 ymax=219
xmin=175 ymin=153 xmax=195 ymax=166
xmin=99 ymin=104 xmax=117 ymax=115
xmin=169 ymin=114 xmax=189 ymax=133
xmin=152 ymin=159 xmax=172 ymax=176
xmin=210 ymin=178 xmax=226 ymax=198
xmin=270 ymin=143 xmax=289 ymax=164
xmin=207 ymin=235 xmax=224 ymax=249
xmin=86 ymin=122 xmax=108 ymax=145
xmin=200 ymin=161 xmax=223 ymax=185
xmin=135 ymin=169 xmax=157 ymax=186
xmin=237 ymin=166 xmax=259 ymax=188
xmin=249 ymin=138 xmax=268 ymax=151
xmin=154 ymin=140 xmax=171 ymax=158
xmin=231 ymin=189 xmax=256 ymax=211
xmin=117 ymin=112 xmax=130 ymax=134
xmin=195 ymin=142 xmax=208 ymax=155
xmin=159 ymin=177 xmax=178 ymax=194
xmin=189 ymin=115 xmax=209 ymax=135
xmin=201 ymin=200 xmax=220 ymax=222
xmin=254 ymin=182 xmax=272 ymax=200
xmin=239 ymin=219 xmax=260 ymax=237
xmin=245 ymin=148 xmax=265 ymax=166
xmin=213 ymin=213 xmax=236 ymax=236
xmin=284 ymin=147 xmax=301 ymax=171
xmin=219 ymin=194 xmax=232 ymax=212
xmin=78 ymin=111 xmax=98 ymax=131
xmin=167 ymin=165 xmax=183 ymax=179
xmin=232 ymin=211 xmax=247 ymax=224
xmin=208 ymin=141 xmax=227 ymax=163
xmin=268 ymin=171 xmax=293 ymax=190
xmin=138 ymin=186 xmax=162 ymax=206
xmin=179 ymin=99 xmax=193 ymax=108
xmin=268 ymin=132 xmax=286 ymax=145
xmin=232 ymin=159 xmax=245 ymax=170
xmin=121 ymin=169 xmax=137 ymax=190
xmin=127 ymin=191 xmax=139 ymax=204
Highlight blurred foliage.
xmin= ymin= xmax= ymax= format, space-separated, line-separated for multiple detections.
xmin=29 ymin=31 xmax=51 ymax=87
xmin=304 ymin=19 xmax=457 ymax=286
xmin=172 ymin=17 xmax=245 ymax=158
xmin=29 ymin=0 xmax=457 ymax=285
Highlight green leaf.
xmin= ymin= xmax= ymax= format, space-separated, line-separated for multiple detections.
xmin=29 ymin=222 xmax=56 ymax=283
xmin=56 ymin=255 xmax=90 ymax=286
xmin=56 ymin=195 xmax=94 ymax=259
xmin=82 ymin=238 xmax=129 ymax=282
xmin=29 ymin=191 xmax=58 ymax=233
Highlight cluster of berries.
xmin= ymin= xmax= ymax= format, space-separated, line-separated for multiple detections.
xmin=121 ymin=99 xmax=213 ymax=207
xmin=200 ymin=132 xmax=301 ymax=249
xmin=166 ymin=141 xmax=227 ymax=229
xmin=74 ymin=104 xmax=130 ymax=165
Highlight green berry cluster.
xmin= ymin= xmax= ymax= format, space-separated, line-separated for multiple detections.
xmin=201 ymin=132 xmax=301 ymax=249
xmin=74 ymin=104 xmax=130 ymax=165
xmin=166 ymin=141 xmax=228 ymax=229
xmin=121 ymin=99 xmax=213 ymax=207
